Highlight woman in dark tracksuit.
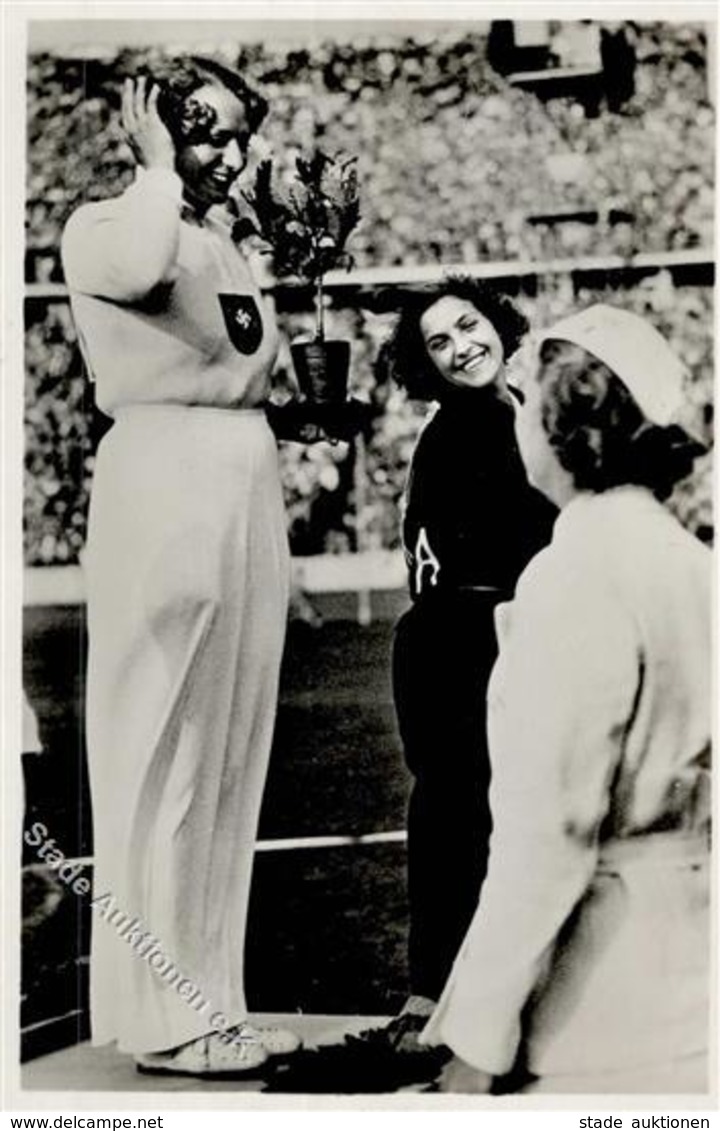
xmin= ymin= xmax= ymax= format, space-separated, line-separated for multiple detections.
xmin=376 ymin=277 xmax=557 ymax=1050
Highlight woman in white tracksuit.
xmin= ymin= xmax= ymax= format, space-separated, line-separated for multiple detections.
xmin=61 ymin=60 xmax=300 ymax=1076
xmin=423 ymin=305 xmax=712 ymax=1095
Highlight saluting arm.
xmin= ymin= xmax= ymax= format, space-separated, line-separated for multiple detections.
xmin=61 ymin=77 xmax=182 ymax=303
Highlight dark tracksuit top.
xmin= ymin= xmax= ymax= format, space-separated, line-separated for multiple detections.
xmin=394 ymin=382 xmax=557 ymax=1001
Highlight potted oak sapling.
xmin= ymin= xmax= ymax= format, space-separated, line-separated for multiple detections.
xmin=239 ymin=149 xmax=361 ymax=405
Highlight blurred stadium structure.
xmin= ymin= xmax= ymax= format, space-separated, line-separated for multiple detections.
xmin=22 ymin=19 xmax=714 ymax=1062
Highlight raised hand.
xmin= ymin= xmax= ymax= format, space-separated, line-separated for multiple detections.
xmin=121 ymin=76 xmax=176 ymax=172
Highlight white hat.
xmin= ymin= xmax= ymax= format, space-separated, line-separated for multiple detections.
xmin=537 ymin=304 xmax=687 ymax=426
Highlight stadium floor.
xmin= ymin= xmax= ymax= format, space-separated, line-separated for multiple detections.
xmin=20 ymin=1014 xmax=394 ymax=1094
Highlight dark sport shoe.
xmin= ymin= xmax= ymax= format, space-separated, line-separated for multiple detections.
xmin=357 ymin=995 xmax=439 ymax=1052
xmin=357 ymin=1010 xmax=430 ymax=1053
xmin=350 ymin=1002 xmax=453 ymax=1088
xmin=264 ymin=1027 xmax=452 ymax=1094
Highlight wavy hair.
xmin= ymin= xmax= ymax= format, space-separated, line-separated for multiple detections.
xmin=377 ymin=276 xmax=529 ymax=401
xmin=537 ymin=339 xmax=705 ymax=499
xmin=144 ymin=56 xmax=268 ymax=144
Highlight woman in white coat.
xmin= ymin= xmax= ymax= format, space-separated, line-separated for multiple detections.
xmin=62 ymin=60 xmax=300 ymax=1077
xmin=422 ymin=304 xmax=712 ymax=1095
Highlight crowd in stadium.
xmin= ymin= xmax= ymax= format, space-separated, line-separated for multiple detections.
xmin=24 ymin=23 xmax=713 ymax=564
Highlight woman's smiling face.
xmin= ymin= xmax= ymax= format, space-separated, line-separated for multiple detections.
xmin=175 ymin=83 xmax=251 ymax=213
xmin=420 ymin=296 xmax=505 ymax=390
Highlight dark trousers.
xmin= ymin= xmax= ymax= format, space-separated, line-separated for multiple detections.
xmin=393 ymin=591 xmax=500 ymax=1002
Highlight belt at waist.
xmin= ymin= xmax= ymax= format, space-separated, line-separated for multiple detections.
xmin=456 ymin=584 xmax=507 ymax=594
xmin=597 ymin=829 xmax=710 ymax=874
xmin=412 ymin=583 xmax=510 ymax=601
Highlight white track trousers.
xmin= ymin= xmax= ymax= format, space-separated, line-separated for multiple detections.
xmin=84 ymin=405 xmax=290 ymax=1054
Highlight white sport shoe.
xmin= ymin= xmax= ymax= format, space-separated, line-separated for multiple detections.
xmin=135 ymin=1031 xmax=268 ymax=1077
xmin=236 ymin=1023 xmax=302 ymax=1057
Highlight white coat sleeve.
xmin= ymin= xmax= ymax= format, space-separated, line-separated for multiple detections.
xmin=421 ymin=552 xmax=640 ymax=1074
xmin=61 ymin=169 xmax=184 ymax=303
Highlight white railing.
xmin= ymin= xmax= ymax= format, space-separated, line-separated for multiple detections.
xmin=24 ymin=246 xmax=715 ymax=302
xmin=24 ymin=550 xmax=408 ymax=608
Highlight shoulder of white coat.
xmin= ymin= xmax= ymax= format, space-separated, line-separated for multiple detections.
xmin=512 ymin=520 xmax=610 ymax=625
xmin=512 ymin=538 xmax=566 ymax=600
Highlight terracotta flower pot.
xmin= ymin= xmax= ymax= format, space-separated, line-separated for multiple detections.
xmin=291 ymin=339 xmax=350 ymax=404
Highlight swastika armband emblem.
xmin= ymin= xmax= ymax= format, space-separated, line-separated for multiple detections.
xmin=218 ymin=294 xmax=263 ymax=355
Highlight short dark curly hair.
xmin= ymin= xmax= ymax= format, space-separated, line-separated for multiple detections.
xmin=538 ymin=339 xmax=705 ymax=500
xmin=144 ymin=56 xmax=268 ymax=145
xmin=377 ymin=275 xmax=529 ymax=401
